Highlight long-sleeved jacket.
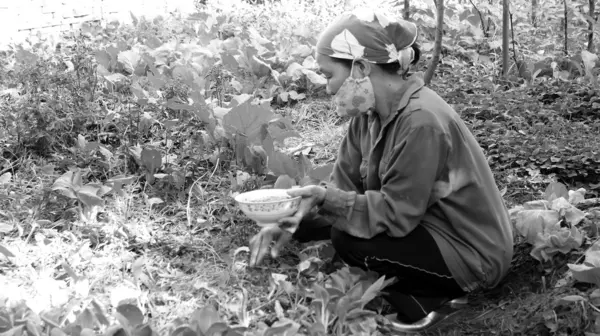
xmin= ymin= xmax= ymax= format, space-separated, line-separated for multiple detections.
xmin=318 ymin=72 xmax=513 ymax=291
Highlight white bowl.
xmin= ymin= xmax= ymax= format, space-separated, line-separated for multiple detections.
xmin=234 ymin=189 xmax=301 ymax=226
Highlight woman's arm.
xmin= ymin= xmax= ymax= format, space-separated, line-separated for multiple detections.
xmin=319 ymin=125 xmax=451 ymax=239
xmin=321 ymin=118 xmax=364 ymax=194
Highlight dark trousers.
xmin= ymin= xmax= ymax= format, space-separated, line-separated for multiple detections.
xmin=292 ymin=214 xmax=467 ymax=323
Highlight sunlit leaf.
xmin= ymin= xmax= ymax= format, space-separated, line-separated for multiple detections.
xmin=223 ymin=100 xmax=276 ymax=142
xmin=116 ymin=304 xmax=144 ymax=328
xmin=141 ymin=148 xmax=162 ymax=174
xmin=544 ymin=182 xmax=569 ymax=202
xmin=569 ymin=241 xmax=600 ymax=287
xmin=0 ymin=172 xmax=11 ymax=184
xmin=268 ymin=151 xmax=299 ymax=179
xmin=118 ymin=50 xmax=141 ymax=74
xmin=190 ymin=306 xmax=221 ymax=335
xmin=0 ymin=223 xmax=13 ymax=234
xmin=0 ymin=244 xmax=15 ymax=258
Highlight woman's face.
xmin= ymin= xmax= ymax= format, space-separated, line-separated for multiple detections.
xmin=316 ymin=53 xmax=352 ymax=96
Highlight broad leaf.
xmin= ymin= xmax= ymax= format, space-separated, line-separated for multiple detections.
xmin=268 ymin=151 xmax=299 ymax=179
xmin=190 ymin=305 xmax=222 ymax=335
xmin=204 ymin=322 xmax=229 ymax=336
xmin=309 ymin=164 xmax=334 ymax=182
xmin=360 ymin=275 xmax=389 ymax=306
xmin=223 ymin=101 xmax=276 ymax=143
xmin=0 ymin=245 xmax=15 ymax=258
xmin=95 ymin=50 xmax=113 ymax=71
xmin=170 ymin=325 xmax=197 ymax=336
xmin=264 ymin=320 xmax=298 ymax=336
xmin=76 ymin=189 xmax=104 ymax=210
xmin=0 ymin=223 xmax=13 ymax=234
xmin=118 ymin=50 xmax=141 ymax=74
xmin=274 ymin=175 xmax=296 ymax=189
xmin=52 ymin=171 xmax=81 ymax=199
xmin=544 ymin=182 xmax=568 ymax=202
xmin=116 ymin=304 xmax=144 ymax=328
xmin=141 ymin=148 xmax=162 ymax=174
xmin=132 ymin=324 xmax=153 ymax=336
xmin=0 ymin=172 xmax=12 ymax=184
xmin=569 ymin=241 xmax=600 ymax=287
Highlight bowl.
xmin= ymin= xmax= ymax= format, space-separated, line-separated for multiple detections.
xmin=234 ymin=188 xmax=301 ymax=226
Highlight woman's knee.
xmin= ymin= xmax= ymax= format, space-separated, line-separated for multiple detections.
xmin=331 ymin=227 xmax=358 ymax=262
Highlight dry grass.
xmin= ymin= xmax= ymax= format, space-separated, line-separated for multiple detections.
xmin=0 ymin=68 xmax=596 ymax=336
xmin=0 ymin=94 xmax=593 ymax=335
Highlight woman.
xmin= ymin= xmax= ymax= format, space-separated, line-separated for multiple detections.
xmin=248 ymin=8 xmax=513 ymax=333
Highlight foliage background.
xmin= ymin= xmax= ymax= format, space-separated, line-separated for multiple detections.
xmin=1 ymin=0 xmax=600 ymax=335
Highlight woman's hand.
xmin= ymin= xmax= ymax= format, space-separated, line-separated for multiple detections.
xmin=248 ymin=185 xmax=327 ymax=266
xmin=249 ymin=226 xmax=292 ymax=267
xmin=278 ymin=185 xmax=327 ymax=231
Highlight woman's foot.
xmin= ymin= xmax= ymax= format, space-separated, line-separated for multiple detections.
xmin=379 ymin=296 xmax=468 ymax=334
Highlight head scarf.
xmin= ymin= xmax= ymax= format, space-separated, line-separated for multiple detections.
xmin=316 ymin=8 xmax=418 ymax=71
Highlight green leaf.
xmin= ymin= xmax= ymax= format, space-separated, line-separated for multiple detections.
xmin=302 ymin=69 xmax=327 ymax=86
xmin=77 ymin=134 xmax=87 ymax=150
xmin=116 ymin=304 xmax=144 ymax=328
xmin=544 ymin=182 xmax=568 ymax=202
xmin=190 ymin=306 xmax=221 ymax=335
xmin=329 ymin=273 xmax=348 ymax=292
xmin=360 ymin=276 xmax=388 ymax=307
xmin=223 ymin=100 xmax=276 ymax=142
xmin=91 ymin=300 xmax=110 ymax=327
xmin=94 ymin=50 xmax=112 ymax=71
xmin=263 ymin=323 xmax=294 ymax=336
xmin=268 ymin=151 xmax=299 ymax=179
xmin=346 ymin=310 xmax=378 ymax=334
xmin=131 ymin=257 xmax=145 ymax=282
xmin=568 ymin=241 xmax=600 ymax=287
xmin=81 ymin=328 xmax=95 ymax=336
xmin=130 ymin=11 xmax=139 ymax=26
xmin=0 ymin=244 xmax=15 ymax=258
xmin=274 ymin=175 xmax=296 ymax=189
xmin=76 ymin=189 xmax=104 ymax=210
xmin=297 ymin=154 xmax=312 ymax=179
xmin=141 ymin=148 xmax=162 ymax=174
xmin=558 ymin=295 xmax=587 ymax=304
xmin=50 ymin=327 xmax=68 ymax=336
xmin=267 ymin=118 xmax=301 ymax=145
xmin=204 ymin=322 xmax=229 ymax=336
xmin=118 ymin=50 xmax=141 ymax=74
xmin=105 ymin=325 xmax=128 ymax=336
xmin=132 ymin=323 xmax=153 ymax=336
xmin=2 ymin=325 xmax=25 ymax=336
xmin=52 ymin=171 xmax=80 ymax=199
xmin=0 ymin=222 xmax=13 ymax=234
xmin=312 ymin=283 xmax=330 ymax=305
xmin=75 ymin=308 xmax=96 ymax=329
xmin=309 ymin=164 xmax=334 ymax=182
xmin=0 ymin=172 xmax=12 ymax=184
xmin=170 ymin=325 xmax=198 ymax=336
xmin=61 ymin=261 xmax=80 ymax=281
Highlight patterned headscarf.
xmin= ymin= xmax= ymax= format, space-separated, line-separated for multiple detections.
xmin=316 ymin=8 xmax=418 ymax=71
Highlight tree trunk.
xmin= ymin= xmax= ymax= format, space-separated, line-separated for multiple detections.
xmin=532 ymin=0 xmax=538 ymax=27
xmin=404 ymin=0 xmax=410 ymax=20
xmin=424 ymin=0 xmax=444 ymax=85
xmin=502 ymin=0 xmax=510 ymax=76
xmin=588 ymin=0 xmax=595 ymax=52
xmin=564 ymin=0 xmax=568 ymax=55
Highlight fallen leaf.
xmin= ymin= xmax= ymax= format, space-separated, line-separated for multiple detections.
xmin=568 ymin=241 xmax=600 ymax=287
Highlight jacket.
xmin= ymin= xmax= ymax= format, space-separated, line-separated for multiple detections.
xmin=318 ymin=72 xmax=513 ymax=291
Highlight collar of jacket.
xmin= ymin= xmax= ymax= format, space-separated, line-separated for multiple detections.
xmin=365 ymin=71 xmax=425 ymax=125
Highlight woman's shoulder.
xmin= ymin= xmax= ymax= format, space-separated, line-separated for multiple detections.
xmin=399 ymin=88 xmax=458 ymax=132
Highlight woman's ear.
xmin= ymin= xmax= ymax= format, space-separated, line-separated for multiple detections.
xmin=353 ymin=58 xmax=372 ymax=77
